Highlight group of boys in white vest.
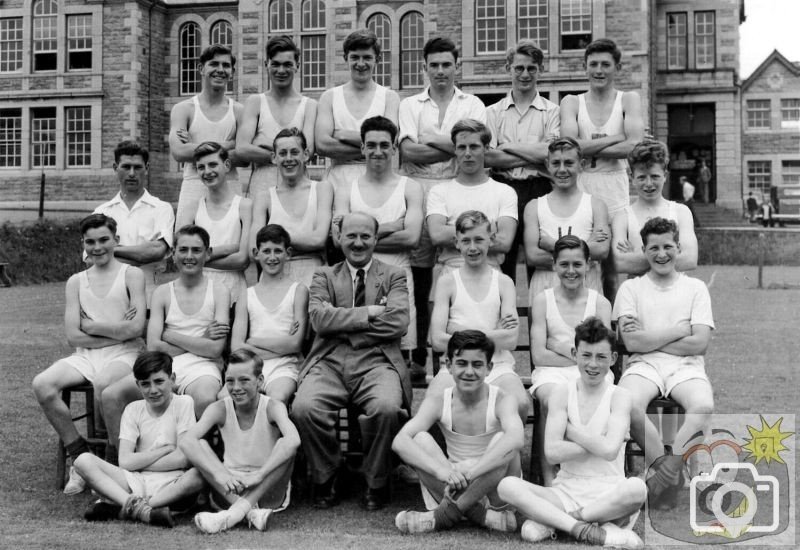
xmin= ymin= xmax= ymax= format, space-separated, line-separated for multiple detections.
xmin=32 ymin=29 xmax=713 ymax=546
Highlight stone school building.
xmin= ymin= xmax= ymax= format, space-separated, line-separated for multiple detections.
xmin=1 ymin=0 xmax=747 ymax=209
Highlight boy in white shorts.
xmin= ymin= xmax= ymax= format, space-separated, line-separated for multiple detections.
xmin=231 ymin=224 xmax=308 ymax=403
xmin=182 ymin=349 xmax=300 ymax=534
xmin=74 ymin=351 xmax=204 ymax=526
xmin=392 ymin=330 xmax=524 ymax=534
xmin=529 ymin=235 xmax=613 ymax=485
xmin=498 ymin=318 xmax=646 ymax=548
xmin=33 ymin=213 xmax=146 ymax=494
xmin=102 ymin=225 xmax=230 ymax=455
xmin=192 ymin=141 xmax=252 ymax=302
xmin=429 ymin=210 xmax=530 ymax=422
xmin=614 ymin=217 xmax=714 ymax=503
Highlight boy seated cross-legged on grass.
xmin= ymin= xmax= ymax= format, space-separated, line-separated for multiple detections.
xmin=74 ymin=351 xmax=204 ymax=527
xmin=102 ymin=225 xmax=230 ymax=460
xmin=33 ymin=213 xmax=147 ymax=495
xmin=181 ymin=349 xmax=300 ymax=534
xmin=230 ymin=224 xmax=309 ymax=404
xmin=392 ymin=330 xmax=524 ymax=534
xmin=498 ymin=318 xmax=646 ymax=549
xmin=613 ymin=217 xmax=714 ymax=505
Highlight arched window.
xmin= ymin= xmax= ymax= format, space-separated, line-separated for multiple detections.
xmin=400 ymin=11 xmax=424 ymax=89
xmin=301 ymin=0 xmax=326 ymax=90
xmin=367 ymin=13 xmax=391 ymax=87
xmin=210 ymin=20 xmax=235 ymax=92
xmin=179 ymin=22 xmax=201 ymax=95
xmin=269 ymin=0 xmax=293 ymax=32
xmin=475 ymin=0 xmax=506 ymax=54
xmin=33 ymin=0 xmax=58 ymax=71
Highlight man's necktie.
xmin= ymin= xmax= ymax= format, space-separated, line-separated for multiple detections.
xmin=354 ymin=268 xmax=366 ymax=307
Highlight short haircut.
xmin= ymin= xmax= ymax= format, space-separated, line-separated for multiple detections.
xmin=199 ymin=44 xmax=236 ymax=69
xmin=343 ymin=28 xmax=380 ymax=57
xmin=273 ymin=127 xmax=307 ymax=153
xmin=455 ymin=210 xmax=491 ymax=234
xmin=548 ymin=137 xmax=582 ymax=159
xmin=573 ymin=316 xmax=616 ymax=350
xmin=447 ymin=330 xmax=495 ymax=364
xmin=640 ymin=216 xmax=679 ymax=246
xmin=338 ymin=211 xmax=379 ymax=234
xmin=174 ymin=224 xmax=210 ymax=249
xmin=506 ymin=40 xmax=544 ymax=67
xmin=360 ymin=115 xmax=398 ymax=143
xmin=423 ymin=36 xmax=459 ymax=62
xmin=584 ymin=38 xmax=621 ymax=64
xmin=133 ymin=350 xmax=173 ymax=380
xmin=451 ymin=119 xmax=491 ymax=146
xmin=193 ymin=141 xmax=229 ymax=163
xmin=266 ymin=35 xmax=300 ymax=63
xmin=113 ymin=140 xmax=149 ymax=164
xmin=80 ymin=213 xmax=117 ymax=237
xmin=553 ymin=234 xmax=590 ymax=261
xmin=227 ymin=348 xmax=264 ymax=377
xmin=627 ymin=140 xmax=669 ymax=172
xmin=255 ymin=223 xmax=292 ymax=249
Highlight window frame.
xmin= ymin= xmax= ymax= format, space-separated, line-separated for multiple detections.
xmin=559 ymin=0 xmax=592 ymax=52
xmin=400 ymin=10 xmax=424 ymax=90
xmin=269 ymin=0 xmax=294 ymax=33
xmin=782 ymin=160 xmax=800 ymax=185
xmin=780 ymin=98 xmax=800 ymax=129
xmin=0 ymin=17 xmax=24 ymax=73
xmin=179 ymin=22 xmax=202 ymax=96
xmin=746 ymin=99 xmax=771 ymax=130
xmin=65 ymin=105 xmax=91 ymax=168
xmin=747 ymin=161 xmax=771 ymax=194
xmin=475 ymin=0 xmax=507 ymax=56
xmin=300 ymin=0 xmax=326 ymax=92
xmin=666 ymin=12 xmax=687 ymax=71
xmin=517 ymin=0 xmax=548 ymax=52
xmin=694 ymin=10 xmax=715 ymax=70
xmin=66 ymin=14 xmax=92 ymax=71
xmin=30 ymin=106 xmax=57 ymax=169
xmin=0 ymin=108 xmax=23 ymax=168
xmin=32 ymin=0 xmax=58 ymax=72
xmin=366 ymin=12 xmax=392 ymax=87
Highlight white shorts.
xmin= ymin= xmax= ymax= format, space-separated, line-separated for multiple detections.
xmin=577 ymin=170 xmax=629 ymax=216
xmin=550 ymin=471 xmax=639 ymax=529
xmin=621 ymin=358 xmax=710 ymax=397
xmin=124 ymin=469 xmax=185 ymax=500
xmin=259 ymin=355 xmax=301 ymax=389
xmin=212 ymin=466 xmax=292 ymax=511
xmin=205 ymin=269 xmax=246 ymax=304
xmin=172 ymin=353 xmax=222 ymax=393
xmin=60 ymin=342 xmax=142 ymax=384
xmin=529 ymin=365 xmax=614 ymax=396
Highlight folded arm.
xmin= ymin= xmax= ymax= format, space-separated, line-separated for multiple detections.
xmin=565 ymin=388 xmax=632 ymax=461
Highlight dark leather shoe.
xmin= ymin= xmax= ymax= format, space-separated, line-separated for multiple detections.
xmin=361 ymin=485 xmax=390 ymax=511
xmin=312 ymin=476 xmax=338 ymax=509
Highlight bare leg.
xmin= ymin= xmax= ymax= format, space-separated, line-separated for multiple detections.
xmin=264 ymin=377 xmax=297 ymax=405
xmin=149 ymin=468 xmax=206 ymax=508
xmin=32 ymin=361 xmax=90 ymax=445
xmin=184 ymin=376 xmax=223 ymax=419
xmin=533 ymin=384 xmax=557 ymax=486
xmin=93 ymin=360 xmax=134 ymax=433
xmin=411 ymin=432 xmax=453 ymax=503
xmin=619 ymin=374 xmax=663 ymax=466
xmin=73 ymin=453 xmax=132 ymax=505
xmin=668 ymin=379 xmax=714 ymax=455
xmin=101 ymin=374 xmax=142 ymax=448
xmin=497 ymin=476 xmax=577 ymax=532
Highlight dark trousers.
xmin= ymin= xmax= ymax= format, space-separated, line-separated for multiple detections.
xmin=495 ymin=174 xmax=552 ymax=284
xmin=410 ymin=266 xmax=433 ymax=366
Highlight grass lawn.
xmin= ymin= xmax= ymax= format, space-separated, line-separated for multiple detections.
xmin=0 ymin=265 xmax=797 ymax=549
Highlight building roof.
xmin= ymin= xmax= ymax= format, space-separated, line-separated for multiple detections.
xmin=742 ymin=49 xmax=800 ymax=91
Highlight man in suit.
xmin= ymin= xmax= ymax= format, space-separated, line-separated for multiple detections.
xmin=292 ymin=211 xmax=411 ymax=511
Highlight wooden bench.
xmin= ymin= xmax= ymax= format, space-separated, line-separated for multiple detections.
xmin=55 ymin=383 xmax=108 ymax=489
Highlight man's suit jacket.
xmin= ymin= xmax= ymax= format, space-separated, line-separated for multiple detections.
xmin=299 ymin=258 xmax=412 ymax=406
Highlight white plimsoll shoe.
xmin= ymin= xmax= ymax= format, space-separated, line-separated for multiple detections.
xmin=521 ymin=519 xmax=556 ymax=542
xmin=194 ymin=511 xmax=231 ymax=534
xmin=601 ymin=522 xmax=644 ymax=549
xmin=246 ymin=508 xmax=272 ymax=531
xmin=63 ymin=466 xmax=86 ymax=495
xmin=395 ymin=510 xmax=436 ymax=534
xmin=484 ymin=508 xmax=517 ymax=532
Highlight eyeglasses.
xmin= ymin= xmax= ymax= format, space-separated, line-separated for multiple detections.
xmin=511 ymin=65 xmax=540 ymax=75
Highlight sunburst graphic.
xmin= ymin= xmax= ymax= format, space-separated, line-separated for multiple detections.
xmin=742 ymin=416 xmax=793 ymax=464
